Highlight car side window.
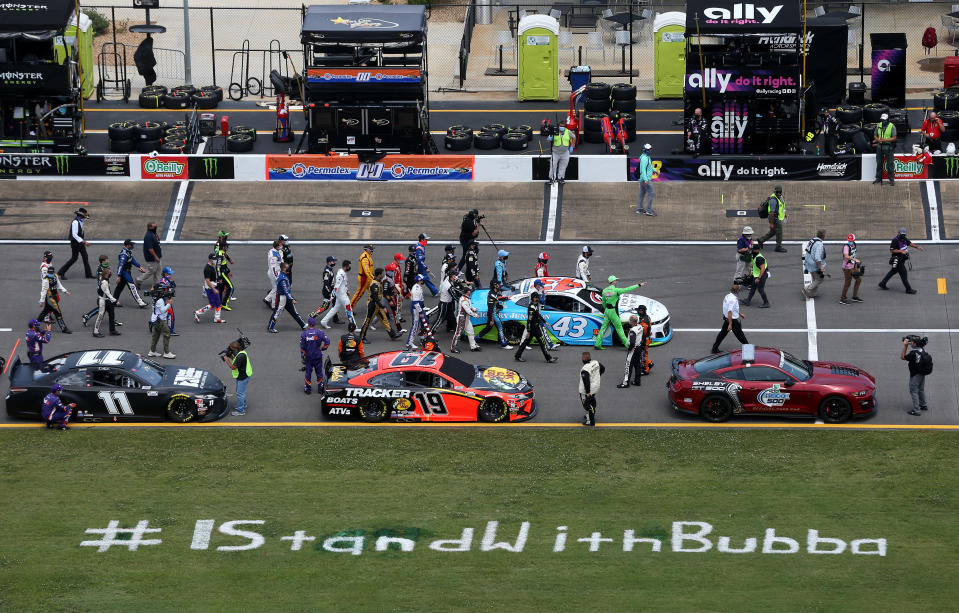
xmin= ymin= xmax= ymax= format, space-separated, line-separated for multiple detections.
xmin=432 ymin=375 xmax=452 ymax=389
xmin=514 ymin=296 xmax=530 ymax=308
xmin=721 ymin=368 xmax=747 ymax=381
xmin=56 ymin=370 xmax=88 ymax=387
xmin=544 ymin=294 xmax=579 ymax=312
xmin=405 ymin=370 xmax=433 ymax=388
xmin=369 ymin=372 xmax=404 ymax=387
xmin=742 ymin=366 xmax=789 ymax=382
xmin=92 ymin=369 xmax=120 ymax=387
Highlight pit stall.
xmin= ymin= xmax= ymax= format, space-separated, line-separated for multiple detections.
xmin=300 ymin=5 xmax=433 ymax=155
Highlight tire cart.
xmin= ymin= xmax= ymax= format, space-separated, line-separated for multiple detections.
xmin=95 ymin=42 xmax=132 ymax=103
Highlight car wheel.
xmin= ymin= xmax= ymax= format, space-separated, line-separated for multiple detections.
xmin=820 ymin=396 xmax=852 ymax=423
xmin=501 ymin=132 xmax=528 ymax=151
xmin=502 ymin=321 xmax=525 ymax=345
xmin=700 ymin=394 xmax=733 ymax=422
xmin=835 ymin=105 xmax=862 ymax=124
xmin=585 ymin=81 xmax=611 ymax=100
xmin=444 ymin=132 xmax=472 ymax=150
xmin=473 ymin=131 xmax=500 ymax=150
xmin=478 ymin=398 xmax=508 ymax=423
xmin=226 ymin=133 xmax=254 ymax=153
xmin=584 ymin=97 xmax=609 ymax=113
xmin=358 ymin=398 xmax=389 ymax=422
xmin=166 ymin=394 xmax=197 ymax=422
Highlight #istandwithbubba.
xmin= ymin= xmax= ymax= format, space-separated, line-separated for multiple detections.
xmin=81 ymin=520 xmax=887 ymax=556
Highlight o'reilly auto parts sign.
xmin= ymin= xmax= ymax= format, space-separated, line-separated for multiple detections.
xmin=0 ymin=154 xmax=130 ymax=177
xmin=627 ymin=156 xmax=861 ymax=182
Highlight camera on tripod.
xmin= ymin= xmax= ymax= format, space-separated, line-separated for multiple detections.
xmin=540 ymin=119 xmax=555 ymax=139
xmin=219 ymin=329 xmax=252 ymax=358
xmin=903 ymin=334 xmax=928 ymax=347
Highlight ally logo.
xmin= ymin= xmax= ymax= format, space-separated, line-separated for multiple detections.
xmin=54 ymin=155 xmax=69 ymax=175
xmin=944 ymin=156 xmax=959 ymax=177
xmin=144 ymin=159 xmax=184 ymax=175
xmin=203 ymin=157 xmax=219 ymax=178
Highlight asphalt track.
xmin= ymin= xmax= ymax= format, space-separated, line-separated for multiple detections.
xmin=3 ymin=241 xmax=959 ymax=428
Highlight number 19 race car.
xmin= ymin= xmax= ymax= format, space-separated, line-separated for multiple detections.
xmin=6 ymin=349 xmax=230 ymax=423
xmin=322 ymin=350 xmax=536 ymax=422
xmin=470 ymin=276 xmax=671 ymax=347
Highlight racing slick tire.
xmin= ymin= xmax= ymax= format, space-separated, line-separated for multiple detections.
xmin=109 ymin=138 xmax=135 ymax=153
xmin=231 ymin=125 xmax=257 ymax=141
xmin=939 ymin=109 xmax=959 ymax=140
xmin=819 ymin=396 xmax=852 ymax=423
xmin=144 ymin=85 xmax=168 ymax=97
xmin=612 ymin=98 xmax=636 ymax=113
xmin=172 ymin=84 xmax=196 ymax=96
xmin=201 ymin=85 xmax=224 ymax=103
xmin=510 ymin=124 xmax=533 ymax=142
xmin=192 ymin=91 xmax=218 ymax=109
xmin=166 ymin=127 xmax=187 ymax=139
xmin=226 ymin=133 xmax=254 ymax=152
xmin=166 ymin=394 xmax=197 ymax=423
xmin=501 ymin=131 xmax=528 ymax=150
xmin=837 ymin=124 xmax=861 ymax=144
xmin=481 ymin=123 xmax=508 ymax=137
xmin=164 ymin=91 xmax=190 ymax=109
xmin=583 ymin=112 xmax=606 ymax=133
xmin=477 ymin=398 xmax=509 ymax=423
xmin=136 ymin=139 xmax=163 ymax=153
xmin=444 ymin=132 xmax=472 ymax=150
xmin=138 ymin=91 xmax=164 ymax=108
xmin=700 ymin=394 xmax=733 ymax=422
xmin=473 ymin=131 xmax=500 ymax=149
xmin=135 ymin=121 xmax=163 ymax=141
xmin=934 ymin=89 xmax=959 ymax=111
xmin=447 ymin=124 xmax=473 ymax=137
xmin=835 ymin=105 xmax=862 ymax=124
xmin=862 ymin=103 xmax=889 ymax=123
xmin=108 ymin=122 xmax=136 ymax=140
xmin=584 ymin=97 xmax=609 ymax=112
xmin=583 ymin=128 xmax=605 ymax=144
xmin=585 ymin=81 xmax=611 ymax=100
xmin=357 ymin=398 xmax=389 ymax=422
xmin=611 ymin=82 xmax=636 ymax=100
xmin=160 ymin=142 xmax=184 ymax=154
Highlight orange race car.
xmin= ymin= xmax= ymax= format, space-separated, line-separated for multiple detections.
xmin=322 ymin=350 xmax=536 ymax=423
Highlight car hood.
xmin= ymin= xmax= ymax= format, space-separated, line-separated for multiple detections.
xmin=810 ymin=361 xmax=876 ymax=385
xmin=618 ymin=294 xmax=669 ymax=321
xmin=470 ymin=366 xmax=533 ymax=393
xmin=160 ymin=366 xmax=225 ymax=393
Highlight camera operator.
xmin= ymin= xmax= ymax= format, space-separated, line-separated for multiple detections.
xmin=901 ymin=336 xmax=932 ymax=416
xmin=839 ymin=233 xmax=863 ymax=305
xmin=147 ymin=286 xmax=175 ymax=359
xmin=458 ymin=210 xmax=483 ymax=269
xmin=223 ymin=339 xmax=253 ymax=417
xmin=879 ymin=227 xmax=924 ymax=294
xmin=545 ymin=119 xmax=574 ymax=184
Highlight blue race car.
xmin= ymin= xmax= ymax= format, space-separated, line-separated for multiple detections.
xmin=470 ymin=276 xmax=672 ymax=347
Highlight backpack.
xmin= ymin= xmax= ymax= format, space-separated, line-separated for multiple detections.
xmin=922 ymin=26 xmax=938 ymax=50
xmin=916 ymin=351 xmax=933 ymax=375
xmin=758 ymin=199 xmax=770 ymax=219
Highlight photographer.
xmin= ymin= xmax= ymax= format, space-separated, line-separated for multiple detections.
xmin=901 ymin=336 xmax=931 ymax=416
xmin=802 ymin=229 xmax=827 ymax=299
xmin=545 ymin=119 xmax=574 ymax=184
xmin=839 ymin=233 xmax=864 ymax=305
xmin=147 ymin=287 xmax=175 ymax=359
xmin=223 ymin=340 xmax=252 ymax=417
xmin=879 ymin=227 xmax=923 ymax=294
xmin=458 ymin=210 xmax=483 ymax=269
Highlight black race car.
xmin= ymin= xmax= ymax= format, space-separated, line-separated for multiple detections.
xmin=6 ymin=349 xmax=230 ymax=423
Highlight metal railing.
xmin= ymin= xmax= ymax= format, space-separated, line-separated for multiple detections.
xmin=459 ymin=0 xmax=478 ymax=88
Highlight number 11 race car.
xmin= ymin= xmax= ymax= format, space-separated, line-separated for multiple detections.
xmin=322 ymin=350 xmax=537 ymax=422
xmin=6 ymin=349 xmax=230 ymax=423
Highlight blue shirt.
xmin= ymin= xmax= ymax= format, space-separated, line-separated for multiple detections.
xmin=737 ymin=235 xmax=752 ymax=253
xmin=118 ymin=247 xmax=140 ymax=272
xmin=26 ymin=328 xmax=50 ymax=356
xmin=142 ymin=230 xmax=162 ymax=262
xmin=494 ymin=260 xmax=507 ymax=284
xmin=804 ymin=238 xmax=826 ymax=272
xmin=300 ymin=328 xmax=331 ymax=362
xmin=414 ymin=244 xmax=428 ymax=272
xmin=276 ymin=272 xmax=294 ymax=300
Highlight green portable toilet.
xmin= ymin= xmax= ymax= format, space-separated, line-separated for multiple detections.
xmin=55 ymin=12 xmax=95 ymax=99
xmin=518 ymin=14 xmax=559 ymax=101
xmin=653 ymin=11 xmax=685 ymax=99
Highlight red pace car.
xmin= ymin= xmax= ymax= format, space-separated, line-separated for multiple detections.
xmin=667 ymin=347 xmax=877 ymax=423
xmin=321 ymin=350 xmax=537 ymax=423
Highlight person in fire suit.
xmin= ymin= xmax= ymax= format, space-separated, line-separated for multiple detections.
xmin=42 ymin=384 xmax=75 ymax=430
xmin=338 ymin=322 xmax=366 ymax=369
xmin=113 ymin=239 xmax=147 ymax=308
xmin=686 ymin=107 xmax=707 ymax=154
xmin=477 ymin=280 xmax=513 ymax=349
xmin=441 ymin=245 xmax=456 ymax=280
xmin=492 ymin=250 xmax=509 ymax=287
xmin=414 ymin=234 xmax=439 ymax=296
xmin=268 ymin=262 xmax=306 ymax=333
xmin=264 ymin=239 xmax=283 ymax=307
xmin=617 ymin=308 xmax=651 ymax=388
xmin=351 ymin=244 xmax=375 ymax=308
xmin=93 ymin=267 xmax=120 ymax=338
xmin=450 ymin=286 xmax=481 ymax=353
xmin=310 ymin=256 xmax=341 ymax=323
xmin=403 ymin=245 xmax=417 ymax=295
xmin=214 ymin=230 xmax=236 ymax=310
xmin=405 ymin=274 xmax=434 ymax=350
xmin=321 ymin=260 xmax=354 ymax=329
xmin=514 ymin=285 xmax=557 ymax=363
xmin=595 ymin=275 xmax=644 ymax=349
xmin=464 ymin=241 xmax=481 ymax=288
xmin=534 ymin=252 xmax=549 ymax=278
xmin=25 ymin=318 xmax=51 ymax=364
xmin=381 ymin=264 xmax=403 ymax=333
xmin=300 ymin=317 xmax=331 ymax=395
xmin=38 ymin=267 xmax=71 ymax=334
xmin=81 ymin=255 xmax=111 ymax=328
xmin=436 ymin=270 xmax=458 ymax=333
xmin=360 ymin=268 xmax=401 ymax=342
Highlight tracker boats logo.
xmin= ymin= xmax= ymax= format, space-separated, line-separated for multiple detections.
xmin=703 ymin=3 xmax=783 ymax=25
xmin=816 ymin=162 xmax=849 ymax=177
xmin=329 ymin=16 xmax=399 ymax=29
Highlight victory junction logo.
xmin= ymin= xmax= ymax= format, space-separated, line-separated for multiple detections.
xmin=144 ymin=159 xmax=184 ymax=175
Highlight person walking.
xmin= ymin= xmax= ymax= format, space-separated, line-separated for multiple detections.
xmin=60 ymin=207 xmax=93 ymax=279
xmin=450 ymin=286 xmax=481 ymax=353
xmin=711 ymin=284 xmax=748 ymax=354
xmin=464 ymin=241 xmax=481 ymax=289
xmin=194 ymin=253 xmax=226 ymax=324
xmin=81 ymin=255 xmax=112 ymax=327
xmin=617 ymin=310 xmax=651 ymax=388
xmin=25 ymin=318 xmax=51 ymax=364
xmin=224 ymin=340 xmax=252 ymax=417
xmin=213 ymin=231 xmax=236 ymax=311
xmin=264 ymin=239 xmax=283 ymax=307
xmin=839 ymin=233 xmax=864 ymax=305
xmin=634 ymin=143 xmax=656 ymax=216
xmin=492 ymin=250 xmax=510 ymax=287
xmin=404 ymin=274 xmax=433 ymax=351
xmin=734 ymin=226 xmax=753 ymax=283
xmin=436 ymin=270 xmax=457 ymax=333
xmin=514 ymin=288 xmax=557 ymax=363
xmin=802 ymin=230 xmax=828 ymax=299
xmin=310 ymin=256 xmax=340 ymax=321
xmin=458 ymin=209 xmax=482 ymax=269
xmin=136 ymin=221 xmax=163 ymax=290
xmin=548 ymin=119 xmax=575 ymax=183
xmin=113 ymin=239 xmax=147 ymax=308
xmin=576 ymin=246 xmax=593 ymax=282
xmin=902 ymin=337 xmax=932 ymax=416
xmin=757 ymin=186 xmax=787 ymax=253
xmin=351 ymin=244 xmax=375 ymax=308
xmin=300 ymin=317 xmax=331 ymax=395
xmin=741 ymin=243 xmax=770 ymax=308
xmin=391 ymin=252 xmax=407 ymax=317
xmin=534 ymin=252 xmax=549 ymax=278
xmin=157 ymin=267 xmax=177 ymax=335
xmin=879 ymin=228 xmax=924 ymax=294
xmin=148 ymin=286 xmax=175 ymax=359
xmin=360 ymin=268 xmax=400 ymax=341
xmin=321 ymin=260 xmax=354 ymax=329
xmin=873 ymin=113 xmax=897 ymax=185
xmin=477 ymin=280 xmax=513 ymax=350
xmin=594 ymin=275 xmax=644 ymax=349
xmin=579 ymin=352 xmax=605 ymax=427
xmin=37 ymin=267 xmax=71 ymax=334
xmin=92 ymin=267 xmax=121 ymax=338
xmin=268 ymin=262 xmax=306 ymax=333
xmin=414 ymin=234 xmax=439 ymax=296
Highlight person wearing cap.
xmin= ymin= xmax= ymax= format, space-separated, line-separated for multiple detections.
xmin=93 ymin=267 xmax=121 ymax=338
xmin=279 ymin=234 xmax=295 ymax=285
xmin=879 ymin=227 xmax=924 ymax=294
xmin=60 ymin=207 xmax=93 ymax=280
xmin=741 ymin=243 xmax=770 ymax=308
xmin=459 ymin=209 xmax=483 ymax=269
xmin=264 ymin=239 xmax=284 ymax=307
xmin=757 ymin=186 xmax=788 ymax=253
xmin=548 ymin=119 xmax=575 ymax=184
xmin=414 ymin=233 xmax=439 ymax=296
xmin=114 ymin=239 xmax=147 ymax=308
xmin=268 ymin=262 xmax=307 ymax=333
xmin=534 ymin=252 xmax=549 ymax=278
xmin=464 ymin=241 xmax=481 ymax=289
xmin=634 ymin=143 xmax=656 ymax=216
xmin=873 ymin=113 xmax=897 ymax=185
xmin=25 ymin=318 xmax=52 ymax=364
xmin=802 ymin=229 xmax=828 ymax=299
xmin=137 ymin=221 xmax=163 ymax=290
xmin=42 ymin=384 xmax=75 ymax=430
xmin=493 ymin=250 xmax=510 ymax=287
xmin=840 ymin=233 xmax=864 ymax=305
xmin=515 ymin=285 xmax=557 ymax=363
xmin=195 ymin=252 xmax=226 ymax=324
xmin=321 ymin=260 xmax=354 ymax=329
xmin=595 ymin=275 xmax=644 ymax=349
xmin=300 ymin=317 xmax=331 ymax=395
xmin=405 ymin=274 xmax=434 ymax=350
xmin=575 ymin=245 xmax=593 ymax=282
xmin=351 ymin=244 xmax=376 ymax=308
xmin=158 ymin=266 xmax=177 ymax=335
xmin=734 ymin=226 xmax=754 ymax=283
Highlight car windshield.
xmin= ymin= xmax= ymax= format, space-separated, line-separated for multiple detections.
xmin=131 ymin=357 xmax=164 ymax=386
xmin=780 ymin=352 xmax=813 ymax=381
xmin=439 ymin=358 xmax=477 ymax=386
xmin=693 ymin=354 xmax=732 ymax=374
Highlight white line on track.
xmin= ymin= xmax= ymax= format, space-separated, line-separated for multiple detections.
xmin=545 ymin=182 xmax=559 ymax=242
xmin=675 ymin=328 xmax=959 ymax=333
xmin=164 ymin=141 xmax=205 ymax=242
xmin=926 ymin=180 xmax=941 ymax=242
xmin=0 ymin=328 xmax=13 ymax=332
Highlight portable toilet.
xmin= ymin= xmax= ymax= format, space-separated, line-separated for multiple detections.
xmin=653 ymin=11 xmax=685 ymax=99
xmin=518 ymin=14 xmax=559 ymax=101
xmin=55 ymin=12 xmax=95 ymax=99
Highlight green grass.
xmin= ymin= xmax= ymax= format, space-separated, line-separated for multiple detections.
xmin=1 ymin=429 xmax=958 ymax=612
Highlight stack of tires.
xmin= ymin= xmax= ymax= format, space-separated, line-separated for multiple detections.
xmin=581 ymin=82 xmax=637 ymax=145
xmin=934 ymin=88 xmax=959 ymax=112
xmin=444 ymin=125 xmax=472 ymax=150
xmin=835 ymin=104 xmax=863 ymax=147
xmin=503 ymin=124 xmax=532 ymax=151
xmin=473 ymin=123 xmax=508 ymax=150
xmin=939 ymin=110 xmax=959 ymax=143
xmin=108 ymin=119 xmax=194 ymax=153
xmin=226 ymin=126 xmax=256 ymax=152
xmin=138 ymin=85 xmax=224 ymax=110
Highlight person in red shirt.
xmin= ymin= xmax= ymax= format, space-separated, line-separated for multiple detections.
xmin=921 ymin=111 xmax=944 ymax=153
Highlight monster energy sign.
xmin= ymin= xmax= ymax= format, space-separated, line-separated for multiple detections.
xmin=0 ymin=154 xmax=129 ymax=177
xmin=188 ymin=156 xmax=235 ymax=180
xmin=933 ymin=156 xmax=959 ymax=180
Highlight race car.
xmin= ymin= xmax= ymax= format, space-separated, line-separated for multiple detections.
xmin=470 ymin=276 xmax=671 ymax=347
xmin=6 ymin=349 xmax=230 ymax=423
xmin=667 ymin=346 xmax=877 ymax=423
xmin=322 ymin=350 xmax=536 ymax=422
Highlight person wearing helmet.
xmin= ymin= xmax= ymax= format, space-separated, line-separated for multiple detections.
xmin=321 ymin=260 xmax=354 ymax=329
xmin=459 ymin=209 xmax=483 ymax=269
xmin=301 ymin=317 xmax=331 ymax=395
xmin=80 ymin=254 xmax=111 ymax=328
xmin=477 ymin=280 xmax=513 ymax=350
xmin=310 ymin=256 xmax=340 ymax=322
xmin=464 ymin=241 xmax=481 ymax=289
xmin=213 ymin=231 xmax=236 ymax=311
xmin=635 ymin=143 xmax=656 ymax=216
xmin=37 ymin=266 xmax=71 ymax=334
xmin=93 ymin=267 xmax=121 ymax=338
xmin=405 ymin=274 xmax=433 ymax=350
xmin=492 ymin=250 xmax=510 ymax=287
xmin=113 ymin=239 xmax=147 ymax=308
xmin=264 ymin=239 xmax=284 ymax=307
xmin=25 ymin=318 xmax=51 ymax=364
xmin=351 ymin=244 xmax=376 ymax=308
xmin=42 ymin=384 xmax=75 ymax=430
xmin=414 ymin=234 xmax=439 ymax=296
xmin=451 ymin=286 xmax=481 ymax=353
xmin=515 ymin=287 xmax=557 ymax=363
xmin=595 ymin=275 xmax=645 ymax=349
xmin=735 ymin=226 xmax=754 ymax=284
xmin=535 ymin=252 xmax=549 ymax=278
xmin=576 ymin=246 xmax=593 ymax=282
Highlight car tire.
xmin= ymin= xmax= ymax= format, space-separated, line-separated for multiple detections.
xmin=583 ymin=128 xmax=605 ymax=144
xmin=172 ymin=84 xmax=196 ymax=96
xmin=164 ymin=91 xmax=190 ymax=109
xmin=611 ymin=98 xmax=635 ymax=113
xmin=934 ymin=89 xmax=959 ymax=111
xmin=445 ymin=132 xmax=472 ymax=150
xmin=473 ymin=131 xmax=500 ymax=149
xmin=584 ymin=97 xmax=609 ymax=113
xmin=477 ymin=398 xmax=509 ymax=423
xmin=226 ymin=133 xmax=254 ymax=152
xmin=192 ymin=91 xmax=218 ymax=109
xmin=819 ymin=396 xmax=852 ymax=423
xmin=501 ymin=132 xmax=528 ymax=151
xmin=358 ymin=398 xmax=389 ymax=422
xmin=109 ymin=138 xmax=135 ymax=153
xmin=138 ymin=92 xmax=164 ymax=109
xmin=447 ymin=124 xmax=472 ymax=137
xmin=135 ymin=121 xmax=163 ymax=141
xmin=166 ymin=394 xmax=197 ymax=422
xmin=481 ymin=123 xmax=507 ymax=137
xmin=502 ymin=321 xmax=525 ymax=345
xmin=143 ymin=84 xmax=168 ymax=97
xmin=201 ymin=85 xmax=223 ymax=103
xmin=585 ymin=81 xmax=611 ymax=100
xmin=509 ymin=124 xmax=533 ymax=142
xmin=136 ymin=139 xmax=163 ymax=153
xmin=584 ymin=112 xmax=606 ymax=133
xmin=611 ymin=82 xmax=636 ymax=100
xmin=231 ymin=125 xmax=257 ymax=142
xmin=160 ymin=143 xmax=184 ymax=154
xmin=862 ymin=103 xmax=889 ymax=123
xmin=108 ymin=122 xmax=135 ymax=140
xmin=166 ymin=127 xmax=187 ymax=139
xmin=700 ymin=394 xmax=733 ymax=422
xmin=835 ymin=105 xmax=862 ymax=124
xmin=837 ymin=124 xmax=861 ymax=144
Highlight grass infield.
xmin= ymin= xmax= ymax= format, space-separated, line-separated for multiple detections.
xmin=1 ymin=429 xmax=957 ymax=612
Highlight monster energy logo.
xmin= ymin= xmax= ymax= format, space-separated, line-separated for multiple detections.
xmin=203 ymin=157 xmax=219 ymax=178
xmin=54 ymin=155 xmax=69 ymax=174
xmin=944 ymin=156 xmax=959 ymax=178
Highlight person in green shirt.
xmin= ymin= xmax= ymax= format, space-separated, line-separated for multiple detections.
xmin=594 ymin=275 xmax=646 ymax=349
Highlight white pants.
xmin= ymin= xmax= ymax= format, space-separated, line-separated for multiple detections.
xmin=550 ymin=147 xmax=570 ymax=181
xmin=321 ymin=291 xmax=352 ymax=327
xmin=451 ymin=316 xmax=478 ymax=351
xmin=264 ymin=271 xmax=279 ymax=303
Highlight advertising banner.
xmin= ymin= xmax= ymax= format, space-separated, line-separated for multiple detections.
xmin=306 ymin=68 xmax=422 ymax=84
xmin=0 ymin=154 xmax=129 ymax=177
xmin=266 ymin=155 xmax=474 ymax=181
xmin=933 ymin=155 xmax=959 ymax=179
xmin=863 ymin=152 xmax=932 ymax=181
xmin=685 ymin=67 xmax=800 ymax=96
xmin=870 ymin=34 xmax=907 ymax=107
xmin=627 ymin=156 xmax=862 ymax=182
xmin=0 ymin=63 xmax=71 ymax=95
xmin=141 ymin=156 xmax=189 ymax=180
xmin=188 ymin=156 xmax=235 ymax=180
xmin=685 ymin=0 xmax=802 ymax=33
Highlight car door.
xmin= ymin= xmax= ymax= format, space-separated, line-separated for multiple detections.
xmin=54 ymin=369 xmax=93 ymax=419
xmin=739 ymin=366 xmax=802 ymax=414
xmin=542 ymin=293 xmax=600 ymax=345
xmin=90 ymin=368 xmax=147 ymax=420
xmin=404 ymin=369 xmax=455 ymax=422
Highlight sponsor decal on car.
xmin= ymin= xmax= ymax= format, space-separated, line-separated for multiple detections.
xmin=173 ymin=368 xmax=205 ymax=388
xmin=344 ymin=388 xmax=412 ymax=398
xmin=483 ymin=367 xmax=520 ymax=389
xmin=757 ymin=383 xmax=790 ymax=407
xmin=328 ymin=407 xmax=353 ymax=415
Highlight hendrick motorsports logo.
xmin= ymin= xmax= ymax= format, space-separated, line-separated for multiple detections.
xmin=816 ymin=162 xmax=849 ymax=177
xmin=144 ymin=159 xmax=184 ymax=176
xmin=329 ymin=16 xmax=399 ymax=29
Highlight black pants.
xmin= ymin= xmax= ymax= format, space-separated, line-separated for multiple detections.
xmin=38 ymin=295 xmax=67 ymax=331
xmin=926 ymin=136 xmax=942 ymax=153
xmin=712 ymin=318 xmax=748 ymax=353
xmin=581 ymin=394 xmax=596 ymax=426
xmin=746 ymin=272 xmax=769 ymax=305
xmin=880 ymin=259 xmax=913 ymax=291
xmin=437 ymin=301 xmax=456 ymax=332
xmin=61 ymin=241 xmax=91 ymax=278
xmin=458 ymin=241 xmax=470 ymax=270
xmin=515 ymin=325 xmax=551 ymax=361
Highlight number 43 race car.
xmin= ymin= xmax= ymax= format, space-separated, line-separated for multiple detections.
xmin=322 ymin=350 xmax=537 ymax=422
xmin=6 ymin=349 xmax=230 ymax=423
